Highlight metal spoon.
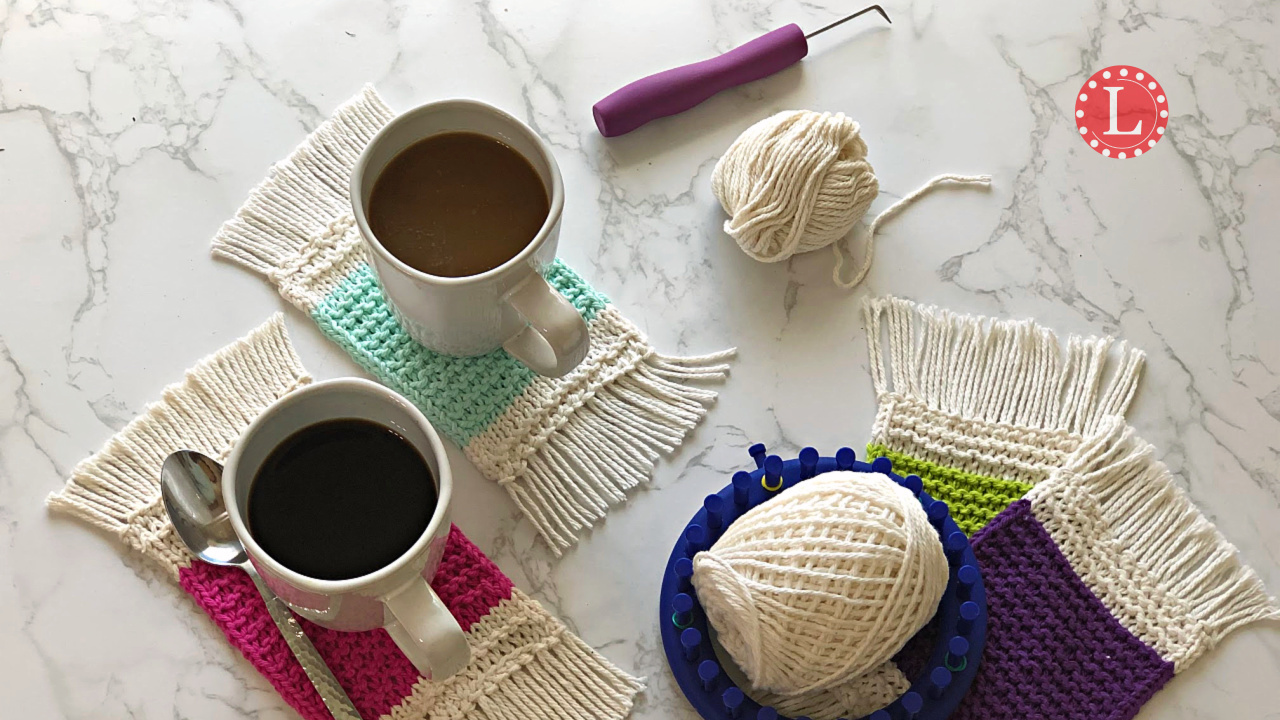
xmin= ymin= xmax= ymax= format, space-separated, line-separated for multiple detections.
xmin=161 ymin=450 xmax=363 ymax=720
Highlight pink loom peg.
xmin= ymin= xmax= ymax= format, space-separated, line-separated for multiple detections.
xmin=593 ymin=5 xmax=890 ymax=138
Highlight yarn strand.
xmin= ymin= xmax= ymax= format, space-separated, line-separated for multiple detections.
xmin=833 ymin=174 xmax=993 ymax=289
xmin=711 ymin=110 xmax=991 ymax=290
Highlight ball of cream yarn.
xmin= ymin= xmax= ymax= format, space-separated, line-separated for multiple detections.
xmin=711 ymin=110 xmax=879 ymax=265
xmin=691 ymin=471 xmax=948 ymax=697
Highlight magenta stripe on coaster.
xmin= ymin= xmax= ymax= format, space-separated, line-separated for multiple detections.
xmin=178 ymin=525 xmax=514 ymax=720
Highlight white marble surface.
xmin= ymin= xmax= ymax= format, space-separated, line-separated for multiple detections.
xmin=3 ymin=0 xmax=1279 ymax=717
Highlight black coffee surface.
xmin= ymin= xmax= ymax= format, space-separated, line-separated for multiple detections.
xmin=367 ymin=131 xmax=550 ymax=278
xmin=248 ymin=418 xmax=437 ymax=581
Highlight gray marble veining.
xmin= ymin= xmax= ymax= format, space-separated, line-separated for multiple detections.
xmin=2 ymin=0 xmax=1278 ymax=717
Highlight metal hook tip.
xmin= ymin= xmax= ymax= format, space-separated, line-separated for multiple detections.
xmin=805 ymin=5 xmax=892 ymax=39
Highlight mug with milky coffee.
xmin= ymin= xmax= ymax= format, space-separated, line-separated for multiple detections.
xmin=351 ymin=100 xmax=589 ymax=377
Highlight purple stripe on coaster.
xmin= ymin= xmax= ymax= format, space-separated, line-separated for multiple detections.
xmin=953 ymin=500 xmax=1174 ymax=720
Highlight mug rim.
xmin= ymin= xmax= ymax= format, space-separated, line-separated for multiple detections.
xmin=350 ymin=97 xmax=566 ymax=286
xmin=222 ymin=377 xmax=454 ymax=593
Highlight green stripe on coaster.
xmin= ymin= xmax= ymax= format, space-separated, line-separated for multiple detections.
xmin=865 ymin=444 xmax=1033 ymax=536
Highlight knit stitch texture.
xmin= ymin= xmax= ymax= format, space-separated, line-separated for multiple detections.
xmin=212 ymin=87 xmax=734 ymax=554
xmin=832 ymin=296 xmax=1279 ymax=720
xmin=313 ymin=261 xmax=606 ymax=445
xmin=864 ymin=443 xmax=1032 ymax=535
xmin=958 ymin=501 xmax=1173 ymax=720
xmin=47 ymin=316 xmax=644 ymax=720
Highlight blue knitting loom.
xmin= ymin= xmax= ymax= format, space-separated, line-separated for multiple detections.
xmin=659 ymin=444 xmax=987 ymax=720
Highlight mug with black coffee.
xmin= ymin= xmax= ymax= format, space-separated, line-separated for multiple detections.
xmin=223 ymin=378 xmax=471 ymax=680
xmin=351 ymin=100 xmax=590 ymax=377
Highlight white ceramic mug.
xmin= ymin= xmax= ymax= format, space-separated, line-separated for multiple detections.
xmin=350 ymin=99 xmax=589 ymax=377
xmin=223 ymin=378 xmax=470 ymax=679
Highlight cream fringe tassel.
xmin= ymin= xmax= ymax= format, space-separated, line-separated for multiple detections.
xmin=864 ymin=296 xmax=1145 ymax=436
xmin=485 ymin=332 xmax=734 ymax=553
xmin=45 ymin=315 xmax=312 ymax=575
xmin=211 ymin=86 xmax=393 ymax=277
xmin=45 ymin=314 xmax=310 ymax=533
xmin=1031 ymin=419 xmax=1280 ymax=671
xmin=387 ymin=591 xmax=643 ymax=720
xmin=210 ymin=85 xmax=732 ymax=553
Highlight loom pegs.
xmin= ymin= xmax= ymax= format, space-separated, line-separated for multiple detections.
xmin=836 ymin=446 xmax=856 ymax=469
xmin=944 ymin=531 xmax=967 ymax=565
xmin=659 ymin=446 xmax=987 ymax=720
xmin=704 ymin=494 xmax=726 ymax=531
xmin=901 ymin=691 xmax=924 ymax=719
xmin=673 ymin=593 xmax=694 ymax=627
xmin=957 ymin=601 xmax=980 ymax=636
xmin=928 ymin=666 xmax=952 ymax=698
xmin=957 ymin=564 xmax=979 ymax=600
xmin=946 ymin=635 xmax=970 ymax=671
xmin=698 ymin=660 xmax=720 ymax=691
xmin=686 ymin=524 xmax=707 ymax=555
xmin=926 ymin=499 xmax=949 ymax=532
xmin=798 ymin=447 xmax=819 ymax=478
xmin=674 ymin=557 xmax=694 ymax=592
xmin=722 ymin=687 xmax=745 ymax=718
xmin=871 ymin=455 xmax=893 ymax=474
xmin=732 ymin=471 xmax=754 ymax=506
xmin=902 ymin=473 xmax=924 ymax=496
xmin=680 ymin=627 xmax=702 ymax=661
xmin=763 ymin=455 xmax=784 ymax=491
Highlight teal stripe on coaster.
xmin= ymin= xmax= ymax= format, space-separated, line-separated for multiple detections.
xmin=311 ymin=259 xmax=608 ymax=446
xmin=546 ymin=259 xmax=610 ymax=321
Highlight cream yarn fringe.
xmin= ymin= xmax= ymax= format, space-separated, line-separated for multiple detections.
xmin=482 ymin=336 xmax=734 ymax=552
xmin=1031 ymin=418 xmax=1280 ymax=671
xmin=211 ymin=85 xmax=733 ymax=554
xmin=46 ymin=315 xmax=311 ymax=577
xmin=388 ymin=591 xmax=643 ymax=720
xmin=865 ymin=296 xmax=1144 ymax=436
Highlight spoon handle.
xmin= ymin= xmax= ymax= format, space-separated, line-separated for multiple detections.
xmin=245 ymin=565 xmax=365 ymax=720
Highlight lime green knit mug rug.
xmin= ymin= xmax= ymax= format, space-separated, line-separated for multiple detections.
xmin=212 ymin=87 xmax=734 ymax=553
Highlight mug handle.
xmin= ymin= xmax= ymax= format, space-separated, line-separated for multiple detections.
xmin=383 ymin=576 xmax=471 ymax=679
xmin=502 ymin=273 xmax=590 ymax=377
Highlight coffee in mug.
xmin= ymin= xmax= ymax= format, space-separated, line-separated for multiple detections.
xmin=351 ymin=99 xmax=590 ymax=376
xmin=367 ymin=131 xmax=550 ymax=278
xmin=223 ymin=378 xmax=470 ymax=680
xmin=248 ymin=418 xmax=438 ymax=581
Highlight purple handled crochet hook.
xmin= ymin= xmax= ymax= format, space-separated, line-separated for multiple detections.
xmin=593 ymin=5 xmax=891 ymax=137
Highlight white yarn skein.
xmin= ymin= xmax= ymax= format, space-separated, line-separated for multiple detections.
xmin=691 ymin=471 xmax=948 ymax=697
xmin=711 ymin=110 xmax=991 ymax=289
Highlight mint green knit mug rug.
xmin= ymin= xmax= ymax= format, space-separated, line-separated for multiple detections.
xmin=212 ymin=87 xmax=734 ymax=553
